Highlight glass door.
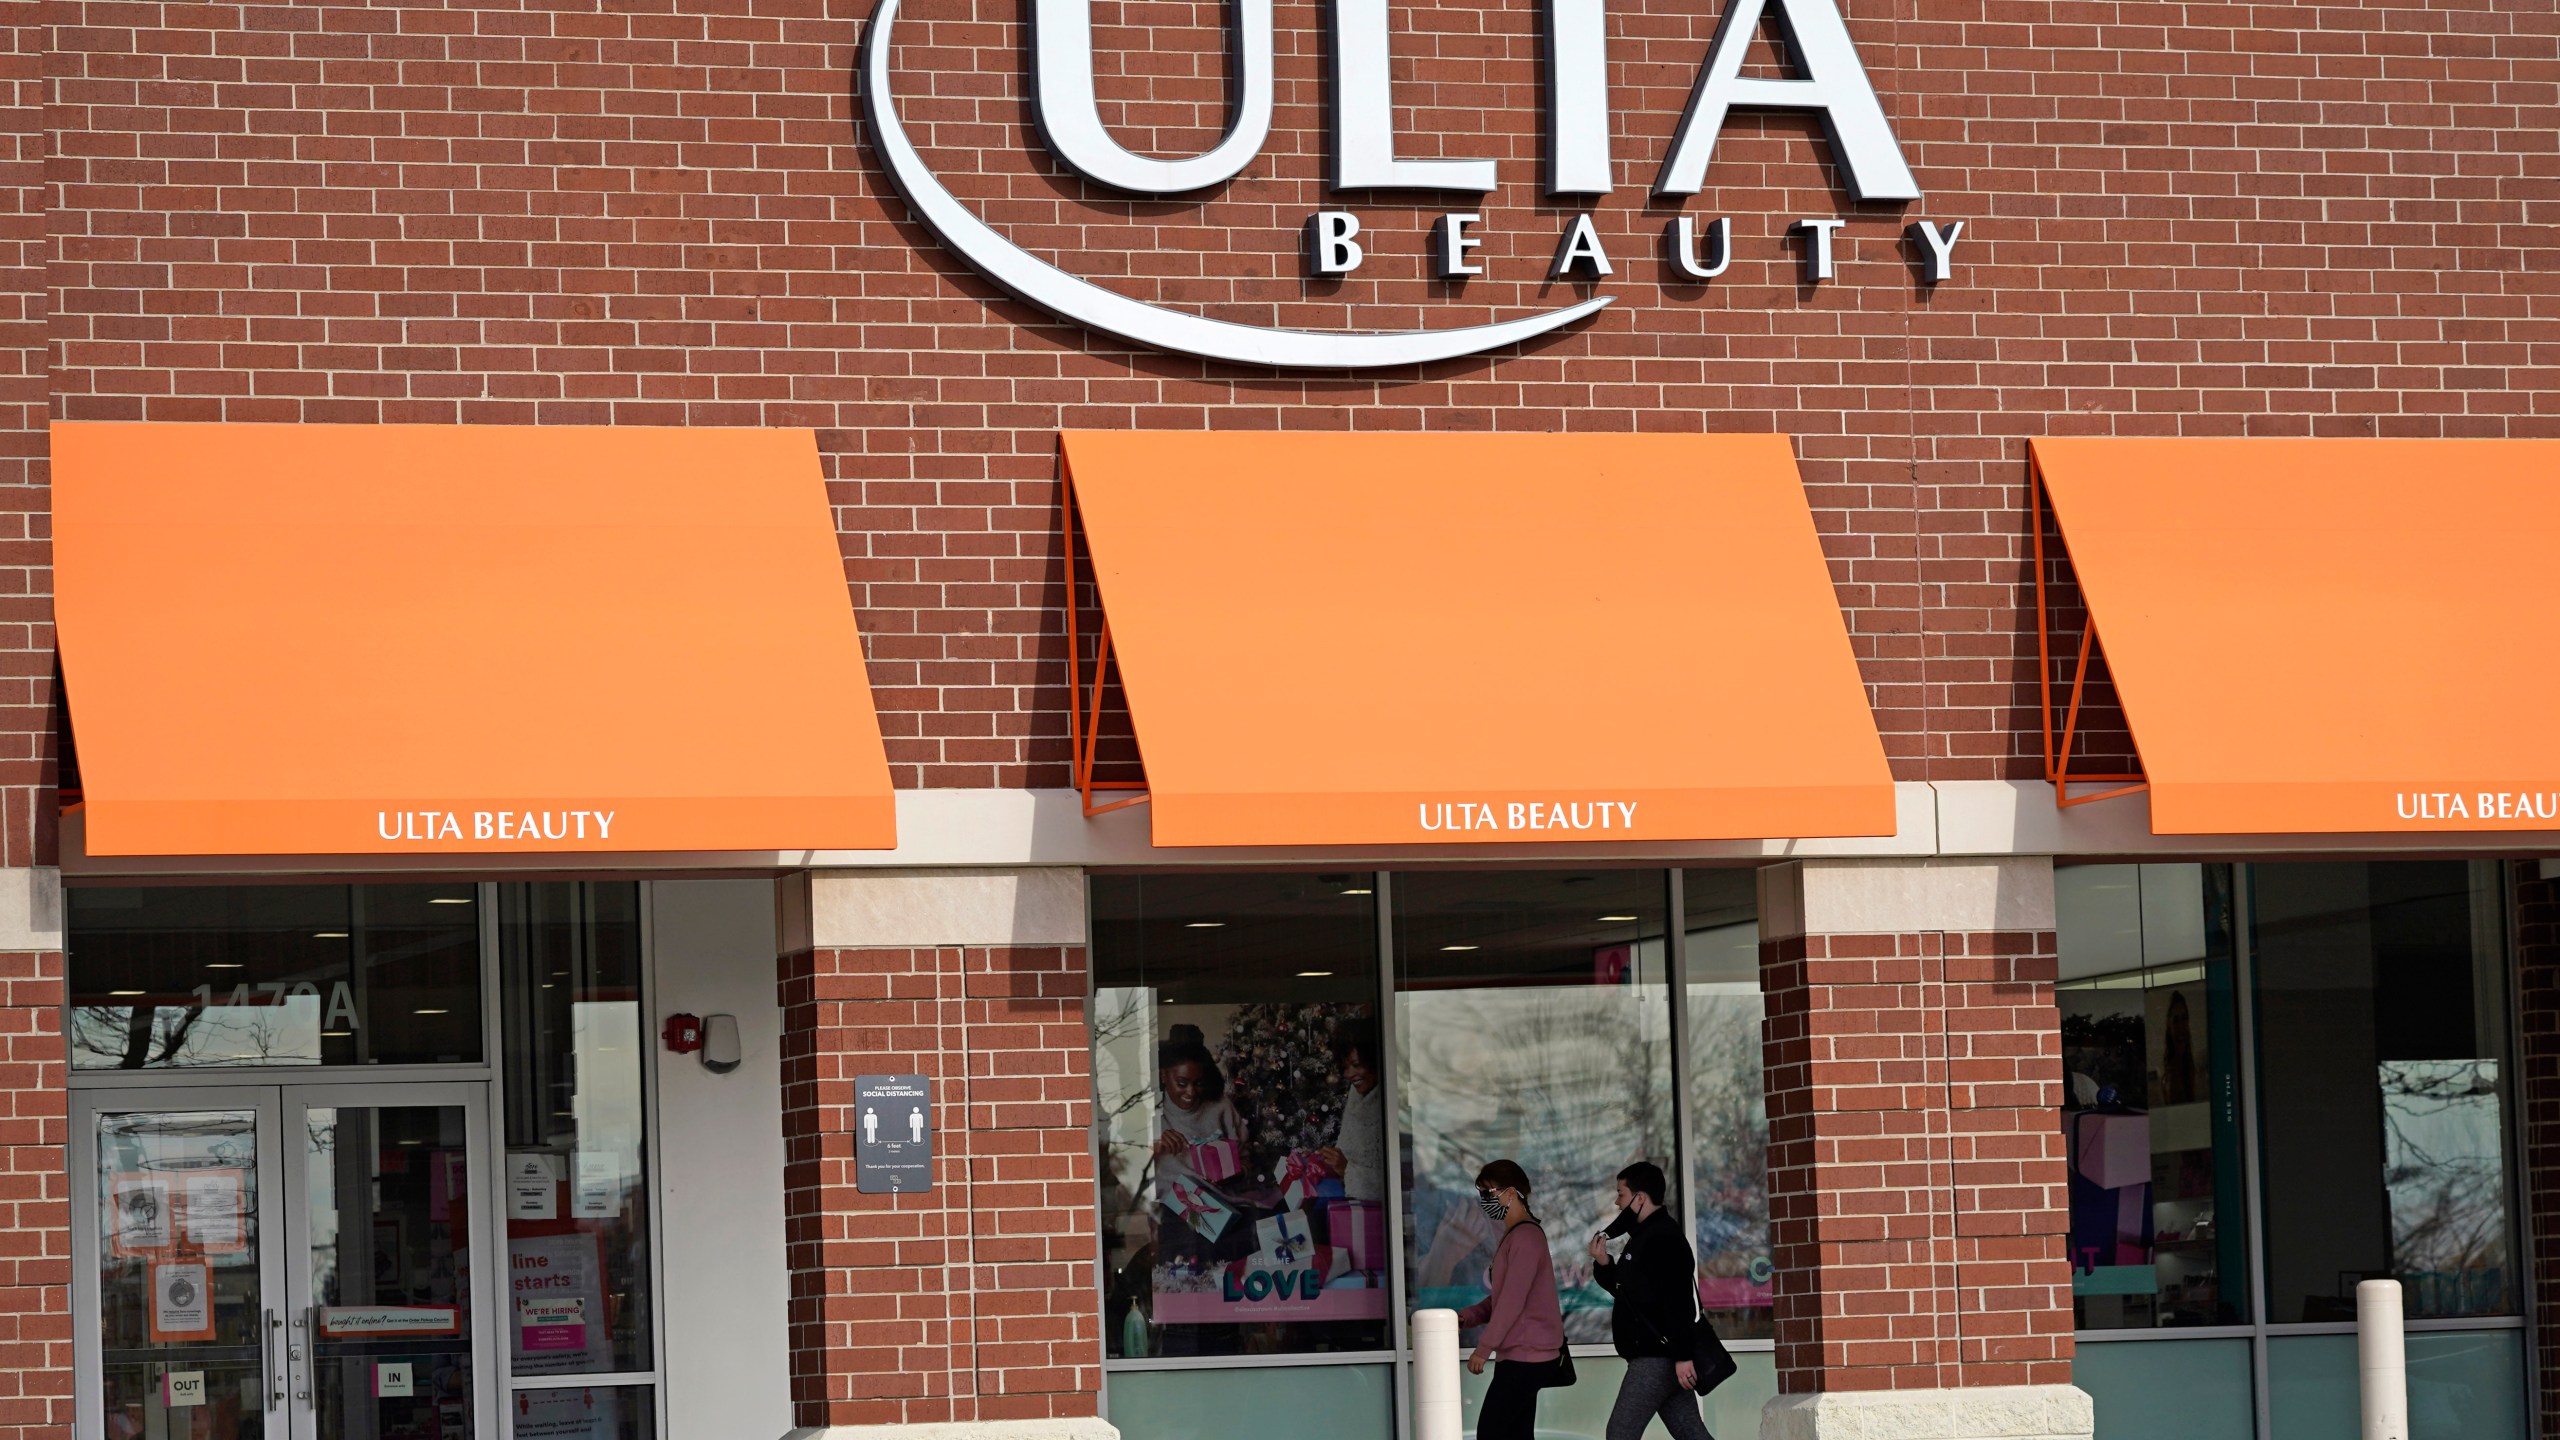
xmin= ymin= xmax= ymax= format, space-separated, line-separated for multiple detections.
xmin=75 ymin=1085 xmax=502 ymax=1440
xmin=282 ymin=1083 xmax=495 ymax=1440
xmin=75 ymin=1088 xmax=285 ymax=1439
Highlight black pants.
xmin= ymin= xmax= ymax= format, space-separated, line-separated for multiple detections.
xmin=1479 ymin=1357 xmax=1561 ymax=1440
xmin=1606 ymin=1356 xmax=1713 ymax=1440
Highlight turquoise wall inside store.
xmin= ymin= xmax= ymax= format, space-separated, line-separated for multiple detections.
xmin=2076 ymin=1330 xmax=2526 ymax=1440
xmin=1105 ymin=1352 xmax=1777 ymax=1440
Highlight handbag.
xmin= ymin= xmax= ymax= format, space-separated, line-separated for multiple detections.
xmin=1545 ymin=1349 xmax=1579 ymax=1389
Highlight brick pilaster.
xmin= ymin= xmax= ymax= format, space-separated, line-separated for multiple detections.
xmin=778 ymin=943 xmax=1100 ymax=1428
xmin=1760 ymin=861 xmax=2073 ymax=1397
xmin=0 ymin=949 xmax=67 ymax=1438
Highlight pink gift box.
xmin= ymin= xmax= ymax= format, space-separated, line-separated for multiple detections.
xmin=1190 ymin=1137 xmax=1244 ymax=1183
xmin=1325 ymin=1198 xmax=1385 ymax=1271
xmin=2074 ymin=1112 xmax=2150 ymax=1191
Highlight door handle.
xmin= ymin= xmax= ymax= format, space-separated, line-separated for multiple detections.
xmin=263 ymin=1308 xmax=283 ymax=1410
xmin=293 ymin=1306 xmax=312 ymax=1402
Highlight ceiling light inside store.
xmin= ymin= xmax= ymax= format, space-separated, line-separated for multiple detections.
xmin=322 ymin=1030 xmax=351 ymax=1038
xmin=1440 ymin=945 xmax=1478 ymax=952
xmin=206 ymin=962 xmax=243 ymax=970
xmin=109 ymin=989 xmax=144 ymax=996
xmin=1597 ymin=914 xmax=1640 ymax=922
xmin=314 ymin=931 xmax=348 ymax=939
xmin=1340 ymin=887 xmax=1373 ymax=896
xmin=1185 ymin=922 xmax=1225 ymax=929
xmin=428 ymin=897 xmax=473 ymax=904
xmin=1297 ymin=970 xmax=1333 ymax=977
xmin=413 ymin=1008 xmax=448 ymax=1016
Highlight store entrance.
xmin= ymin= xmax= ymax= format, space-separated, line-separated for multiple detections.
xmin=72 ymin=1082 xmax=500 ymax=1440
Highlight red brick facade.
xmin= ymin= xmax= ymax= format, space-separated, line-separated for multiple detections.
xmin=1762 ymin=928 xmax=2072 ymax=1392
xmin=39 ymin=0 xmax=2560 ymax=791
xmin=20 ymin=0 xmax=2560 ymax=1430
xmin=778 ymin=943 xmax=1102 ymax=1428
xmin=0 ymin=950 xmax=66 ymax=1439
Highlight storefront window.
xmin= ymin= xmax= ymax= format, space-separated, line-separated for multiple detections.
xmin=2251 ymin=861 xmax=2515 ymax=1321
xmin=68 ymin=884 xmax=483 ymax=1070
xmin=498 ymin=883 xmax=656 ymax=1377
xmin=1092 ymin=874 xmax=1391 ymax=1358
xmin=2056 ymin=864 xmax=2248 ymax=1329
xmin=1680 ymin=868 xmax=1769 ymax=1340
xmin=1395 ymin=870 xmax=1676 ymax=1347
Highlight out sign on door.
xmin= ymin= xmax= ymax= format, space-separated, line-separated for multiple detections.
xmin=855 ymin=1074 xmax=932 ymax=1195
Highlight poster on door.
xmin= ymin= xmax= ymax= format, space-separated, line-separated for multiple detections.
xmin=109 ymin=1173 xmax=176 ymax=1257
xmin=507 ymin=1231 xmax=612 ymax=1373
xmin=148 ymin=1257 xmax=216 ymax=1341
xmin=513 ymin=1385 xmax=624 ymax=1439
xmin=179 ymin=1169 xmax=247 ymax=1252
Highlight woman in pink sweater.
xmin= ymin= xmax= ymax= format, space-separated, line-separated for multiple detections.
xmin=1457 ymin=1158 xmax=1568 ymax=1440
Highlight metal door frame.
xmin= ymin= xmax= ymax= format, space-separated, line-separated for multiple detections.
xmin=70 ymin=1081 xmax=504 ymax=1440
xmin=70 ymin=1085 xmax=289 ymax=1439
xmin=278 ymin=1080 xmax=501 ymax=1440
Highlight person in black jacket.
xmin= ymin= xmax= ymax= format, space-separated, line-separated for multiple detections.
xmin=1587 ymin=1161 xmax=1713 ymax=1440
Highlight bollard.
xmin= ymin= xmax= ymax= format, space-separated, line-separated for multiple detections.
xmin=1412 ymin=1308 xmax=1462 ymax=1440
xmin=2357 ymin=1279 xmax=2407 ymax=1440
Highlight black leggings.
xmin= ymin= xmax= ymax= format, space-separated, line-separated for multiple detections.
xmin=1479 ymin=1357 xmax=1562 ymax=1440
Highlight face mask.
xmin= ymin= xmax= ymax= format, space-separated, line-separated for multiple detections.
xmin=1602 ymin=1205 xmax=1638 ymax=1238
xmin=1478 ymin=1193 xmax=1509 ymax=1222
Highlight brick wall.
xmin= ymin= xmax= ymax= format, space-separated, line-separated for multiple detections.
xmin=4 ymin=0 xmax=49 ymax=864
xmin=778 ymin=942 xmax=1101 ymax=1428
xmin=1761 ymin=928 xmax=2072 ymax=1392
xmin=2513 ymin=869 xmax=2560 ymax=1436
xmin=38 ymin=0 xmax=2560 ymax=790
xmin=0 ymin=950 xmax=67 ymax=1439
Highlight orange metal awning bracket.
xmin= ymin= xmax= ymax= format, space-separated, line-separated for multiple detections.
xmin=1059 ymin=462 xmax=1149 ymax=819
xmin=2030 ymin=450 xmax=2147 ymax=811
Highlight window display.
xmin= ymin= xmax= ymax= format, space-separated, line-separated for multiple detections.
xmin=2055 ymin=864 xmax=2246 ymax=1329
xmin=1394 ymin=870 xmax=1676 ymax=1348
xmin=1093 ymin=874 xmax=1392 ymax=1357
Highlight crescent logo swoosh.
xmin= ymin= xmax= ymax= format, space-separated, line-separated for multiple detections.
xmin=859 ymin=0 xmax=1613 ymax=370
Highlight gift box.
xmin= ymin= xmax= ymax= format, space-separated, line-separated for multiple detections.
xmin=1256 ymin=1210 xmax=1313 ymax=1265
xmin=1190 ymin=1137 xmax=1244 ymax=1183
xmin=1162 ymin=1175 xmax=1237 ymax=1239
xmin=2073 ymin=1112 xmax=2150 ymax=1191
xmin=1325 ymin=1198 xmax=1385 ymax=1272
xmin=1278 ymin=1149 xmax=1338 ymax=1209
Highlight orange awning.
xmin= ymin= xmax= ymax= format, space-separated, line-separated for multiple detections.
xmin=54 ymin=423 xmax=895 ymax=855
xmin=2033 ymin=436 xmax=2560 ymax=834
xmin=1059 ymin=431 xmax=1894 ymax=847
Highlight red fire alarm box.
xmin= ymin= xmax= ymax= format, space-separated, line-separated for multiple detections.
xmin=662 ymin=1013 xmax=704 ymax=1054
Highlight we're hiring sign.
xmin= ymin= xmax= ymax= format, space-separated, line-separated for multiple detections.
xmin=861 ymin=0 xmax=1968 ymax=369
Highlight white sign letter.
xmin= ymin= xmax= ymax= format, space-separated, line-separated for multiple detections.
xmin=1667 ymin=215 xmax=1732 ymax=279
xmin=1551 ymin=212 xmax=1614 ymax=279
xmin=1545 ymin=0 xmax=1611 ymax=194
xmin=1655 ymin=0 xmax=1920 ymax=201
xmin=1305 ymin=211 xmax=1365 ymax=275
xmin=1032 ymin=0 xmax=1274 ymax=193
xmin=1906 ymin=219 xmax=1962 ymax=282
xmin=1330 ymin=0 xmax=1497 ymax=191
xmin=1432 ymin=213 xmax=1484 ymax=278
xmin=1791 ymin=217 xmax=1846 ymax=281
